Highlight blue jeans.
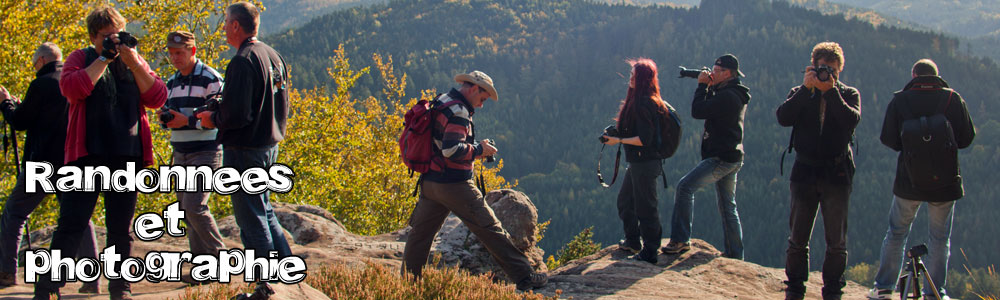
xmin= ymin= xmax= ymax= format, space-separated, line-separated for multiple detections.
xmin=670 ymin=157 xmax=744 ymax=259
xmin=223 ymin=145 xmax=292 ymax=259
xmin=873 ymin=196 xmax=954 ymax=297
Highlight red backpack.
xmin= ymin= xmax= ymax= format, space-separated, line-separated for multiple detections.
xmin=398 ymin=95 xmax=461 ymax=174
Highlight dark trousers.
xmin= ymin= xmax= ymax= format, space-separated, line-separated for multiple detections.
xmin=223 ymin=145 xmax=292 ymax=259
xmin=402 ymin=179 xmax=533 ymax=283
xmin=784 ymin=180 xmax=851 ymax=298
xmin=36 ymin=156 xmax=138 ymax=295
xmin=0 ymin=171 xmax=99 ymax=282
xmin=616 ymin=159 xmax=663 ymax=256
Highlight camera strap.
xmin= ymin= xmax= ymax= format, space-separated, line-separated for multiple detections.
xmin=597 ymin=143 xmax=621 ymax=188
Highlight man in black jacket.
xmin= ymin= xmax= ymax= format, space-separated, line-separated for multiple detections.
xmin=663 ymin=54 xmax=750 ymax=260
xmin=198 ymin=1 xmax=291 ymax=262
xmin=776 ymin=42 xmax=861 ymax=300
xmin=0 ymin=42 xmax=100 ymax=293
xmin=867 ymin=59 xmax=975 ymax=300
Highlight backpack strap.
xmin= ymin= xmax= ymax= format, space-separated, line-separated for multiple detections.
xmin=937 ymin=90 xmax=954 ymax=115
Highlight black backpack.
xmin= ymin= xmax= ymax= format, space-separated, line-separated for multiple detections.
xmin=653 ymin=101 xmax=682 ymax=159
xmin=899 ymin=91 xmax=959 ymax=190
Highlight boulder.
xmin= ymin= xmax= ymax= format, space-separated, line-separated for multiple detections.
xmin=429 ymin=189 xmax=547 ymax=281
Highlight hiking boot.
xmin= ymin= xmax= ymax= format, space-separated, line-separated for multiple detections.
xmin=661 ymin=241 xmax=691 ymax=254
xmin=868 ymin=288 xmax=892 ymax=299
xmin=516 ymin=272 xmax=547 ymax=291
xmin=0 ymin=271 xmax=15 ymax=286
xmin=784 ymin=290 xmax=804 ymax=300
xmin=110 ymin=290 xmax=133 ymax=300
xmin=78 ymin=282 xmax=100 ymax=294
xmin=617 ymin=239 xmax=641 ymax=254
xmin=628 ymin=251 xmax=657 ymax=264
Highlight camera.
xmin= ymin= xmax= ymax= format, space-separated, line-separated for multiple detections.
xmin=192 ymin=93 xmax=222 ymax=117
xmin=158 ymin=106 xmax=175 ymax=124
xmin=484 ymin=139 xmax=497 ymax=163
xmin=101 ymin=31 xmax=138 ymax=59
xmin=814 ymin=64 xmax=835 ymax=82
xmin=678 ymin=66 xmax=709 ymax=79
xmin=598 ymin=125 xmax=619 ymax=143
xmin=906 ymin=244 xmax=928 ymax=259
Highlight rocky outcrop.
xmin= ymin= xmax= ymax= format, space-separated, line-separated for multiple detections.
xmin=537 ymin=239 xmax=869 ymax=299
xmin=428 ymin=189 xmax=547 ymax=281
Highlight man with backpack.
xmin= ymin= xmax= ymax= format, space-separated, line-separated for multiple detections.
xmin=663 ymin=54 xmax=750 ymax=260
xmin=400 ymin=71 xmax=547 ymax=291
xmin=777 ymin=42 xmax=860 ymax=300
xmin=867 ymin=59 xmax=975 ymax=300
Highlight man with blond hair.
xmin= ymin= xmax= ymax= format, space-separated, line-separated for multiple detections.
xmin=777 ymin=42 xmax=861 ymax=300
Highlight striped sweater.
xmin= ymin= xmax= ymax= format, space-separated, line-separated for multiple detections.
xmin=165 ymin=59 xmax=223 ymax=153
xmin=424 ymin=88 xmax=484 ymax=183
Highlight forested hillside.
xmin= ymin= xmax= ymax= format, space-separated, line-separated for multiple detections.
xmin=267 ymin=0 xmax=1000 ymax=269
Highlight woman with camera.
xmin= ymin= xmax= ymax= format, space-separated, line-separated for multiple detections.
xmin=601 ymin=58 xmax=672 ymax=264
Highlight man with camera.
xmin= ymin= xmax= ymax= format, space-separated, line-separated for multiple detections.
xmin=401 ymin=70 xmax=547 ymax=291
xmin=776 ymin=42 xmax=860 ymax=300
xmin=160 ymin=31 xmax=227 ymax=266
xmin=32 ymin=6 xmax=167 ymax=300
xmin=867 ymin=59 xmax=975 ymax=300
xmin=663 ymin=54 xmax=749 ymax=260
xmin=0 ymin=43 xmax=100 ymax=293
xmin=197 ymin=1 xmax=292 ymax=271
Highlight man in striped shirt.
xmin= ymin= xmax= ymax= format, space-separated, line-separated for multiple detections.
xmin=161 ymin=31 xmax=227 ymax=261
xmin=402 ymin=71 xmax=547 ymax=291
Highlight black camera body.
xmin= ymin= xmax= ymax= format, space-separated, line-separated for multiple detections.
xmin=599 ymin=125 xmax=619 ymax=143
xmin=158 ymin=106 xmax=175 ymax=124
xmin=678 ymin=66 xmax=709 ymax=79
xmin=814 ymin=64 xmax=835 ymax=82
xmin=192 ymin=94 xmax=222 ymax=117
xmin=906 ymin=244 xmax=928 ymax=259
xmin=103 ymin=31 xmax=138 ymax=49
xmin=101 ymin=32 xmax=138 ymax=59
xmin=484 ymin=139 xmax=497 ymax=163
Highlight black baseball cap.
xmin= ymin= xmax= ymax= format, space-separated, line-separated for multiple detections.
xmin=714 ymin=54 xmax=746 ymax=77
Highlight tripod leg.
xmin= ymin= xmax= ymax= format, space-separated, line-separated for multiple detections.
xmin=921 ymin=268 xmax=941 ymax=300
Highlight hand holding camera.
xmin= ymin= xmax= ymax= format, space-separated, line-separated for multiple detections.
xmin=481 ymin=139 xmax=498 ymax=162
xmin=802 ymin=65 xmax=836 ymax=92
xmin=158 ymin=107 xmax=187 ymax=129
xmin=194 ymin=94 xmax=222 ymax=129
xmin=599 ymin=125 xmax=619 ymax=145
xmin=101 ymin=32 xmax=139 ymax=66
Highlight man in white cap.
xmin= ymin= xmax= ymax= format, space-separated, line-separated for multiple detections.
xmin=401 ymin=70 xmax=547 ymax=291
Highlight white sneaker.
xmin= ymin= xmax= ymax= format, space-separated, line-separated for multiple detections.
xmin=868 ymin=287 xmax=892 ymax=300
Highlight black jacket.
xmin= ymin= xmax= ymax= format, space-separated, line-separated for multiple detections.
xmin=776 ymin=81 xmax=861 ymax=185
xmin=213 ymin=38 xmax=289 ymax=148
xmin=880 ymin=76 xmax=975 ymax=202
xmin=618 ymin=97 xmax=663 ymax=163
xmin=0 ymin=61 xmax=68 ymax=165
xmin=692 ymin=78 xmax=750 ymax=163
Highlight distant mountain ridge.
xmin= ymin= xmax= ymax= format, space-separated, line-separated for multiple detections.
xmin=258 ymin=0 xmax=383 ymax=35
xmin=266 ymin=0 xmax=1000 ymax=294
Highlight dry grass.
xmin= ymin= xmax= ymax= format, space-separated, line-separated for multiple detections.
xmin=307 ymin=261 xmax=564 ymax=300
xmin=168 ymin=282 xmax=255 ymax=300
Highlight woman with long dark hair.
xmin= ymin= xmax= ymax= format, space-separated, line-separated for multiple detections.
xmin=601 ymin=58 xmax=672 ymax=263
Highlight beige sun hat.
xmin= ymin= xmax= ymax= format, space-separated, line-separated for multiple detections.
xmin=454 ymin=70 xmax=498 ymax=101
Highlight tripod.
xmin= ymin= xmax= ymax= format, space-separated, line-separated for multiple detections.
xmin=897 ymin=244 xmax=942 ymax=300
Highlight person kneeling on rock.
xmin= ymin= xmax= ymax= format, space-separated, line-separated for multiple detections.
xmin=400 ymin=70 xmax=548 ymax=291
